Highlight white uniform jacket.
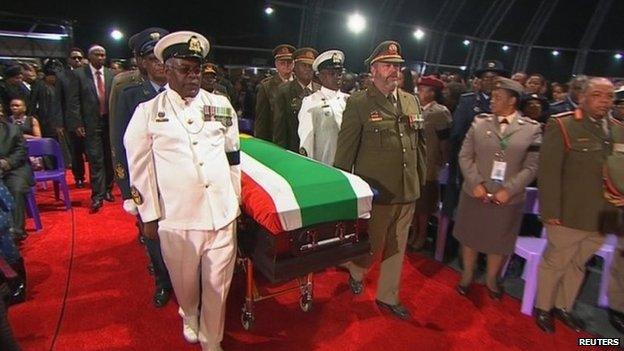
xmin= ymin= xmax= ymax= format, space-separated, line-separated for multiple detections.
xmin=124 ymin=87 xmax=241 ymax=231
xmin=297 ymin=86 xmax=349 ymax=165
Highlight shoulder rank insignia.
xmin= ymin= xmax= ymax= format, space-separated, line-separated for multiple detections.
xmin=130 ymin=186 xmax=143 ymax=205
xmin=155 ymin=112 xmax=168 ymax=122
xmin=115 ymin=163 xmax=126 ymax=179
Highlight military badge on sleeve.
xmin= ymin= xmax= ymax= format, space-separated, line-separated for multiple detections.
xmin=115 ymin=163 xmax=126 ymax=179
xmin=130 ymin=186 xmax=144 ymax=205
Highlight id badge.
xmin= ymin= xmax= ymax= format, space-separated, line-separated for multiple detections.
xmin=491 ymin=161 xmax=507 ymax=182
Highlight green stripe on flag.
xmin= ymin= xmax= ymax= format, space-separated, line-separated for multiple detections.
xmin=241 ymin=137 xmax=358 ymax=227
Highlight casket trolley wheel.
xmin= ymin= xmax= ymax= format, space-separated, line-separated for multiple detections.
xmin=241 ymin=307 xmax=254 ymax=331
xmin=299 ymin=291 xmax=313 ymax=312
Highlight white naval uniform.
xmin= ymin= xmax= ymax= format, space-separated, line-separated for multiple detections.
xmin=297 ymin=86 xmax=349 ymax=165
xmin=124 ymin=87 xmax=240 ymax=350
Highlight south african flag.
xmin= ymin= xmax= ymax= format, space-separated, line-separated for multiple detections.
xmin=240 ymin=135 xmax=373 ymax=235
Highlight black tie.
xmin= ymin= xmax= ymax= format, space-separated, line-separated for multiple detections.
xmin=158 ymin=86 xmax=166 ymax=93
xmin=387 ymin=94 xmax=396 ymax=105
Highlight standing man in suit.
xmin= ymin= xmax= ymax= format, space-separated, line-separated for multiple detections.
xmin=535 ymin=77 xmax=622 ymax=333
xmin=112 ymin=27 xmax=172 ymax=308
xmin=254 ymin=44 xmax=295 ymax=141
xmin=334 ymin=41 xmax=426 ymax=320
xmin=273 ymin=47 xmax=320 ymax=151
xmin=67 ymin=45 xmax=114 ymax=213
xmin=56 ymin=48 xmax=86 ymax=188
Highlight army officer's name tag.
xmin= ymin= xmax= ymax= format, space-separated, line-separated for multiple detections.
xmin=491 ymin=161 xmax=507 ymax=182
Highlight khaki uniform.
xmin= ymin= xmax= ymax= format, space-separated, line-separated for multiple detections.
xmin=422 ymin=101 xmax=452 ymax=182
xmin=453 ymin=112 xmax=541 ymax=254
xmin=254 ymin=74 xmax=286 ymax=141
xmin=272 ymin=79 xmax=320 ymax=152
xmin=334 ymin=85 xmax=425 ymax=304
xmin=536 ymin=110 xmax=622 ymax=311
xmin=608 ymin=116 xmax=624 ymax=313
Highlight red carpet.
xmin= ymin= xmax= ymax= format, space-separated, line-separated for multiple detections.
xmin=9 ymin=175 xmax=603 ymax=350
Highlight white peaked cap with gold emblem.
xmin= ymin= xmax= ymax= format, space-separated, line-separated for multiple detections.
xmin=154 ymin=31 xmax=210 ymax=63
xmin=313 ymin=50 xmax=345 ymax=73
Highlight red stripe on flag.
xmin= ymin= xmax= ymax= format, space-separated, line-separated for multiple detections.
xmin=241 ymin=172 xmax=284 ymax=235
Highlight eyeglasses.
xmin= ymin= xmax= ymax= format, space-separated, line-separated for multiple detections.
xmin=70 ymin=56 xmax=83 ymax=60
xmin=167 ymin=64 xmax=201 ymax=76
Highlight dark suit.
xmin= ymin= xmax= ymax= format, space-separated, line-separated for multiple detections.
xmin=113 ymin=78 xmax=171 ymax=293
xmin=273 ymin=79 xmax=320 ymax=152
xmin=0 ymin=121 xmax=34 ymax=237
xmin=56 ymin=68 xmax=85 ymax=181
xmin=30 ymin=81 xmax=63 ymax=137
xmin=67 ymin=65 xmax=114 ymax=201
xmin=442 ymin=91 xmax=491 ymax=216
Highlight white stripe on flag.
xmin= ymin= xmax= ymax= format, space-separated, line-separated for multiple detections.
xmin=339 ymin=170 xmax=373 ymax=219
xmin=241 ymin=152 xmax=303 ymax=231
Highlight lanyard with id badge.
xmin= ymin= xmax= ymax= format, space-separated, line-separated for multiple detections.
xmin=490 ymin=131 xmax=516 ymax=183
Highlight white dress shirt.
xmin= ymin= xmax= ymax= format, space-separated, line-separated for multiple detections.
xmin=89 ymin=64 xmax=106 ymax=99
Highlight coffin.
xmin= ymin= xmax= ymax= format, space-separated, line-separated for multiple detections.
xmin=239 ymin=135 xmax=373 ymax=283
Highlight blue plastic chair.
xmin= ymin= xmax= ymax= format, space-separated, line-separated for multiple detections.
xmin=26 ymin=138 xmax=71 ymax=210
xmin=25 ymin=189 xmax=42 ymax=231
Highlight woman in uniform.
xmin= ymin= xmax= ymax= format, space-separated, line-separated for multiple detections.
xmin=453 ymin=77 xmax=542 ymax=299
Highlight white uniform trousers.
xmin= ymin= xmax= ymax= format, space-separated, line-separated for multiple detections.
xmin=158 ymin=221 xmax=236 ymax=350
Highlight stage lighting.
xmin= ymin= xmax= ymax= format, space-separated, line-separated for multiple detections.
xmin=615 ymin=53 xmax=623 ymax=60
xmin=502 ymin=45 xmax=509 ymax=52
xmin=347 ymin=13 xmax=366 ymax=34
xmin=463 ymin=40 xmax=470 ymax=46
xmin=413 ymin=29 xmax=425 ymax=40
xmin=459 ymin=66 xmax=467 ymax=71
xmin=265 ymin=6 xmax=274 ymax=15
xmin=552 ymin=50 xmax=560 ymax=56
xmin=110 ymin=29 xmax=123 ymax=41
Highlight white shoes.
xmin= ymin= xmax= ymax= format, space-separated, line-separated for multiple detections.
xmin=179 ymin=308 xmax=199 ymax=344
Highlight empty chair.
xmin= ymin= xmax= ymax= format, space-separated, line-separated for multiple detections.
xmin=26 ymin=138 xmax=71 ymax=210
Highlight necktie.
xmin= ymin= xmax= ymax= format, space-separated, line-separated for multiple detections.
xmin=387 ymin=94 xmax=397 ymax=105
xmin=499 ymin=117 xmax=509 ymax=133
xmin=95 ymin=71 xmax=107 ymax=116
xmin=158 ymin=86 xmax=166 ymax=93
xmin=303 ymin=87 xmax=312 ymax=96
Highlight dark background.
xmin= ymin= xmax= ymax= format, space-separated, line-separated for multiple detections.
xmin=1 ymin=0 xmax=622 ymax=82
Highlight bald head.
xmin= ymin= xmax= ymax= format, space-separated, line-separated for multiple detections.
xmin=579 ymin=77 xmax=614 ymax=119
